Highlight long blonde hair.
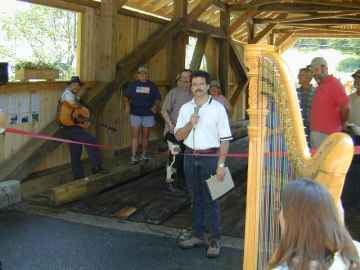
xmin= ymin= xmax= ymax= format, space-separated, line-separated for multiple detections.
xmin=269 ymin=178 xmax=360 ymax=270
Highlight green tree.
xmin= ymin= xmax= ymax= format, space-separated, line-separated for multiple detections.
xmin=294 ymin=38 xmax=360 ymax=56
xmin=336 ymin=57 xmax=360 ymax=73
xmin=0 ymin=3 xmax=77 ymax=79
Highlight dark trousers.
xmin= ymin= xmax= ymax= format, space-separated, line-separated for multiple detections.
xmin=165 ymin=132 xmax=186 ymax=187
xmin=61 ymin=126 xmax=102 ymax=179
xmin=342 ymin=135 xmax=360 ymax=208
xmin=184 ymin=153 xmax=220 ymax=240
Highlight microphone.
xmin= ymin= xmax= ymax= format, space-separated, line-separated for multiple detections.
xmin=193 ymin=105 xmax=200 ymax=130
xmin=194 ymin=105 xmax=200 ymax=116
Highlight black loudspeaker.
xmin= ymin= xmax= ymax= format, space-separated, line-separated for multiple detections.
xmin=0 ymin=63 xmax=9 ymax=84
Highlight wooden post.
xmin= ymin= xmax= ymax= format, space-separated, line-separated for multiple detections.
xmin=79 ymin=7 xmax=97 ymax=81
xmin=173 ymin=0 xmax=187 ymax=18
xmin=269 ymin=32 xmax=276 ymax=45
xmin=205 ymin=37 xmax=218 ymax=79
xmin=96 ymin=0 xmax=127 ymax=82
xmin=170 ymin=0 xmax=188 ymax=82
xmin=247 ymin=17 xmax=255 ymax=43
xmin=218 ymin=8 xmax=230 ymax=95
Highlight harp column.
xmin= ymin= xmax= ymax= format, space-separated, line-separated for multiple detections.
xmin=243 ymin=44 xmax=270 ymax=270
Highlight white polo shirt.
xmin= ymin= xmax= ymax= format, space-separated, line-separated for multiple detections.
xmin=175 ymin=97 xmax=232 ymax=150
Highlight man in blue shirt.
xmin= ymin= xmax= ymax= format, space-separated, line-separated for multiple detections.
xmin=124 ymin=66 xmax=161 ymax=164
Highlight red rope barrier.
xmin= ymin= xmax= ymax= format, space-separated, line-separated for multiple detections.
xmin=4 ymin=127 xmax=360 ymax=158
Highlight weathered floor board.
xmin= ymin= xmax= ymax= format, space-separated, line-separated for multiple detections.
xmin=23 ymin=137 xmax=249 ymax=237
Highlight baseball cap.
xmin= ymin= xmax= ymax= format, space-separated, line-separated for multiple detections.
xmin=310 ymin=57 xmax=327 ymax=70
xmin=210 ymin=80 xmax=221 ymax=88
xmin=69 ymin=76 xmax=83 ymax=86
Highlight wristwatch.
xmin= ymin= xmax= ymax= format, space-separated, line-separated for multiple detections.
xmin=218 ymin=163 xmax=225 ymax=168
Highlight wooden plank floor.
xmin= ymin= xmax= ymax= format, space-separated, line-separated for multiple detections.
xmin=24 ymin=137 xmax=249 ymax=238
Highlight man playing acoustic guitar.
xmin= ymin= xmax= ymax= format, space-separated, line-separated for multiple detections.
xmin=59 ymin=76 xmax=108 ymax=180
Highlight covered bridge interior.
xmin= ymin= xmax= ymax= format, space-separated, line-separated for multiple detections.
xmin=1 ymin=0 xmax=360 ymax=269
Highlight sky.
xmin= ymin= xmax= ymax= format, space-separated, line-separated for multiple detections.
xmin=0 ymin=0 xmax=29 ymax=15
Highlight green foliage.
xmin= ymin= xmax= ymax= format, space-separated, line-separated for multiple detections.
xmin=336 ymin=57 xmax=360 ymax=73
xmin=14 ymin=61 xmax=59 ymax=71
xmin=0 ymin=3 xmax=77 ymax=80
xmin=294 ymin=38 xmax=360 ymax=56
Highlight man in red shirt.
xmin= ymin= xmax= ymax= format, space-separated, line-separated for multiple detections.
xmin=309 ymin=57 xmax=349 ymax=148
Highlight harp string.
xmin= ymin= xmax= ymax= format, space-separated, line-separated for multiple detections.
xmin=256 ymin=56 xmax=295 ymax=269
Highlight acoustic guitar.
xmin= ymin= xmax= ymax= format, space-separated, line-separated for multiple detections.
xmin=57 ymin=101 xmax=117 ymax=132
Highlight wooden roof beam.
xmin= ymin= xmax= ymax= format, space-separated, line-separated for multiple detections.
xmin=274 ymin=26 xmax=360 ymax=35
xmin=275 ymin=32 xmax=294 ymax=48
xmin=294 ymin=31 xmax=360 ymax=37
xmin=118 ymin=7 xmax=169 ymax=24
xmin=187 ymin=21 xmax=226 ymax=39
xmin=281 ymin=18 xmax=360 ymax=25
xmin=152 ymin=1 xmax=173 ymax=12
xmin=173 ymin=0 xmax=187 ymax=18
xmin=228 ymin=10 xmax=259 ymax=35
xmin=253 ymin=11 xmax=360 ymax=24
xmin=243 ymin=0 xmax=360 ymax=9
xmin=212 ymin=0 xmax=227 ymax=11
xmin=230 ymin=3 xmax=360 ymax=13
xmin=18 ymin=0 xmax=101 ymax=12
xmin=251 ymin=23 xmax=276 ymax=44
xmin=251 ymin=13 xmax=287 ymax=44
xmin=186 ymin=0 xmax=214 ymax=25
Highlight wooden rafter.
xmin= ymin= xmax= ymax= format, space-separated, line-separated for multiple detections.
xmin=275 ymin=32 xmax=294 ymax=48
xmin=173 ymin=0 xmax=187 ymax=18
xmin=242 ymin=0 xmax=360 ymax=9
xmin=277 ymin=24 xmax=360 ymax=34
xmin=186 ymin=0 xmax=214 ymax=25
xmin=251 ymin=14 xmax=287 ymax=44
xmin=212 ymin=0 xmax=227 ymax=11
xmin=229 ymin=3 xmax=360 ymax=12
xmin=199 ymin=7 xmax=219 ymax=24
xmin=188 ymin=21 xmax=226 ymax=38
xmin=152 ymin=0 xmax=173 ymax=12
xmin=228 ymin=10 xmax=259 ymax=35
xmin=294 ymin=30 xmax=360 ymax=37
xmin=247 ymin=17 xmax=255 ymax=43
xmin=118 ymin=8 xmax=169 ymax=25
xmin=282 ymin=18 xmax=360 ymax=24
xmin=18 ymin=0 xmax=100 ymax=12
xmin=253 ymin=11 xmax=360 ymax=24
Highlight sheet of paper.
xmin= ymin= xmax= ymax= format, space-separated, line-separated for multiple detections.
xmin=206 ymin=167 xmax=234 ymax=201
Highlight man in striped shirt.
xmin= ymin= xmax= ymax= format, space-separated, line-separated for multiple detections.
xmin=296 ymin=67 xmax=315 ymax=145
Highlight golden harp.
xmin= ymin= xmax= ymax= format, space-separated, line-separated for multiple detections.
xmin=243 ymin=44 xmax=354 ymax=270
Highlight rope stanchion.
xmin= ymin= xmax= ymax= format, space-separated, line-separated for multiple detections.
xmin=3 ymin=127 xmax=360 ymax=158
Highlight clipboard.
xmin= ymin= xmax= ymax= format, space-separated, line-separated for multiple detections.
xmin=206 ymin=167 xmax=234 ymax=200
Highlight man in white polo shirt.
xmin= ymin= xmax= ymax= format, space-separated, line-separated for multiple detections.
xmin=175 ymin=71 xmax=232 ymax=258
